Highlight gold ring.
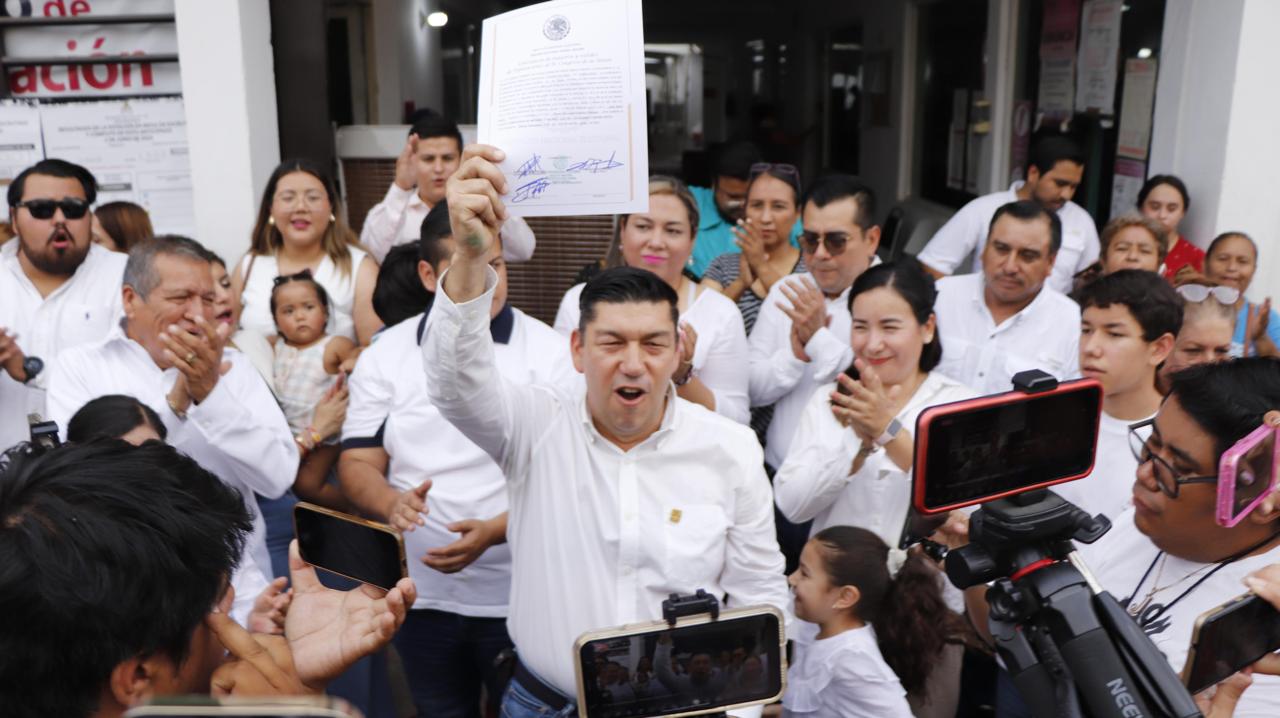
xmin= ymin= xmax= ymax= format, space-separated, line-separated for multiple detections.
xmin=185 ymin=352 xmax=197 ymax=364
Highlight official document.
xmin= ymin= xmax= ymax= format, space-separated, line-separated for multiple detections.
xmin=477 ymin=0 xmax=648 ymax=217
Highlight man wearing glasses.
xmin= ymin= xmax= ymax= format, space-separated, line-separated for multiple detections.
xmin=0 ymin=159 xmax=126 ymax=452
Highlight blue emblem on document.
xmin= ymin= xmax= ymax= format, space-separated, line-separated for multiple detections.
xmin=543 ymin=14 xmax=570 ymax=41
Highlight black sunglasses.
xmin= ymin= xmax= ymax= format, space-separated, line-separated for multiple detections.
xmin=798 ymin=230 xmax=852 ymax=256
xmin=14 ymin=197 xmax=90 ymax=220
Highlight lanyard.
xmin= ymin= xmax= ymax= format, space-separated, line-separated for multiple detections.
xmin=1125 ymin=531 xmax=1280 ymax=627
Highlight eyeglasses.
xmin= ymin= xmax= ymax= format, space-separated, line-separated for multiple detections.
xmin=1127 ymin=418 xmax=1218 ymax=498
xmin=273 ymin=191 xmax=328 ymax=209
xmin=1177 ymin=284 xmax=1240 ymax=304
xmin=798 ymin=230 xmax=852 ymax=256
xmin=14 ymin=197 xmax=90 ymax=220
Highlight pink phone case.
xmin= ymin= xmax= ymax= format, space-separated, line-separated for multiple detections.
xmin=1217 ymin=424 xmax=1280 ymax=527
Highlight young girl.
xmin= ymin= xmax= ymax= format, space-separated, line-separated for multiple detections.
xmin=784 ymin=526 xmax=962 ymax=718
xmin=270 ymin=270 xmax=357 ymax=509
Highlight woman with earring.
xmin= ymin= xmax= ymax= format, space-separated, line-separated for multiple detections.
xmin=232 ymin=159 xmax=382 ymax=346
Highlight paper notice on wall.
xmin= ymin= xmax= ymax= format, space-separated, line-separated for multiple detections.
xmin=0 ymin=102 xmax=45 ymax=185
xmin=1116 ymin=58 xmax=1157 ymax=160
xmin=1075 ymin=0 xmax=1123 ymax=115
xmin=1110 ymin=158 xmax=1146 ymax=220
xmin=40 ymin=98 xmax=195 ymax=237
xmin=1038 ymin=0 xmax=1080 ymax=122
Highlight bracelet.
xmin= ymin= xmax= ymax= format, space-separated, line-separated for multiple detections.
xmin=673 ymin=362 xmax=695 ymax=387
xmin=306 ymin=426 xmax=324 ymax=446
xmin=294 ymin=434 xmax=312 ymax=453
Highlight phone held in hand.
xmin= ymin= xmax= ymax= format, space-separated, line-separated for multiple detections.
xmin=1217 ymin=424 xmax=1280 ymax=527
xmin=1182 ymin=590 xmax=1280 ymax=694
xmin=292 ymin=502 xmax=407 ymax=591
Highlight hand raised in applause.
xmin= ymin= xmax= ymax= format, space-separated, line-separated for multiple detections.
xmin=779 ymin=277 xmax=829 ymax=360
xmin=160 ymin=314 xmax=232 ymax=404
xmin=394 ymin=133 xmax=419 ymax=191
xmin=447 ymin=144 xmax=510 ymax=260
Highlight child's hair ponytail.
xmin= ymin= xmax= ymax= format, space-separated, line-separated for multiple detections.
xmin=812 ymin=525 xmax=961 ymax=695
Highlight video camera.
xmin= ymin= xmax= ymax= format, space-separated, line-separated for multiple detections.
xmin=907 ymin=370 xmax=1203 ymax=718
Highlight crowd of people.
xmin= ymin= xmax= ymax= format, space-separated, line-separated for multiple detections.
xmin=2 ymin=112 xmax=1280 ymax=718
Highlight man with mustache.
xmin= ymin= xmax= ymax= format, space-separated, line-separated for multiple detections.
xmin=932 ymin=200 xmax=1082 ymax=395
xmin=919 ymin=135 xmax=1099 ymax=295
xmin=0 ymin=159 xmax=127 ymax=451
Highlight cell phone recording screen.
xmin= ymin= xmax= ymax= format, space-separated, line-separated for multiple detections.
xmin=920 ymin=386 xmax=1100 ymax=511
xmin=293 ymin=506 xmax=403 ymax=590
xmin=1186 ymin=595 xmax=1280 ymax=694
xmin=578 ymin=613 xmax=782 ymax=718
xmin=1232 ymin=432 xmax=1277 ymax=517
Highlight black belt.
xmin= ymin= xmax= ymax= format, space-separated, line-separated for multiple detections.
xmin=514 ymin=659 xmax=573 ymax=712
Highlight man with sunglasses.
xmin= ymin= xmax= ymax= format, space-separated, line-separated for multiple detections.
xmin=0 ymin=159 xmax=126 ymax=452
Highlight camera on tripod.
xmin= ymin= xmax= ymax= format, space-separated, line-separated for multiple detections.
xmin=907 ymin=370 xmax=1202 ymax=718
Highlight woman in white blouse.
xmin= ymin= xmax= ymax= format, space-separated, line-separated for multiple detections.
xmin=232 ymin=159 xmax=382 ymax=346
xmin=774 ymin=259 xmax=975 ymax=547
xmin=553 ymin=176 xmax=750 ymax=423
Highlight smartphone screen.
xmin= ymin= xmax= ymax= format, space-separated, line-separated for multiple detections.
xmin=1229 ymin=431 xmax=1277 ymax=520
xmin=914 ymin=381 xmax=1101 ymax=513
xmin=1184 ymin=593 xmax=1280 ymax=694
xmin=577 ymin=612 xmax=783 ymax=718
xmin=293 ymin=503 xmax=406 ymax=591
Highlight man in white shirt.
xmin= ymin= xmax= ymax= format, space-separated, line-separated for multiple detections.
xmin=933 ymin=200 xmax=1082 ymax=395
xmin=0 ymin=159 xmax=127 ymax=451
xmin=1054 ymin=270 xmax=1180 ymax=523
xmin=358 ymin=113 xmax=536 ymax=264
xmin=425 ymin=145 xmax=789 ymax=717
xmin=918 ymin=136 xmax=1099 ymax=294
xmin=45 ymin=235 xmax=297 ymax=576
xmin=339 ymin=205 xmax=575 ymax=717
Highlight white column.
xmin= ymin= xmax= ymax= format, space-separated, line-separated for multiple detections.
xmin=173 ymin=0 xmax=281 ymax=265
xmin=1149 ymin=0 xmax=1280 ymax=301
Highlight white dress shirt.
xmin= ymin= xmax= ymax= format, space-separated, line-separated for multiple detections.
xmin=747 ymin=273 xmax=854 ymax=469
xmin=343 ymin=306 xmax=576 ymax=616
xmin=45 ymin=326 xmax=298 ymax=573
xmin=423 ymin=267 xmax=790 ymax=698
xmin=782 ymin=622 xmax=912 ymax=717
xmin=553 ymin=282 xmax=751 ymax=424
xmin=0 ymin=242 xmax=126 ymax=451
xmin=916 ymin=181 xmax=1100 ymax=295
xmin=774 ymin=372 xmax=976 ymax=547
xmin=359 ymin=183 xmax=536 ymax=264
xmin=933 ymin=273 xmax=1081 ymax=395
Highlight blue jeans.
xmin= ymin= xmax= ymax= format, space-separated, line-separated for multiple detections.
xmin=256 ymin=489 xmax=298 ymax=579
xmin=499 ymin=677 xmax=577 ymax=718
xmin=394 ymin=609 xmax=514 ymax=718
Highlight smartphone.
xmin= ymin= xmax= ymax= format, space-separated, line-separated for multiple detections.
xmin=573 ymin=606 xmax=786 ymax=718
xmin=125 ymin=695 xmax=358 ymax=716
xmin=1182 ymin=591 xmax=1280 ymax=694
xmin=292 ymin=503 xmax=407 ymax=591
xmin=912 ymin=379 xmax=1102 ymax=514
xmin=1217 ymin=424 xmax=1280 ymax=527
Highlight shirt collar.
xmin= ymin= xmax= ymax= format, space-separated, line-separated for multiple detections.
xmin=578 ymin=384 xmax=680 ymax=451
xmin=416 ymin=302 xmax=515 ymax=346
xmin=974 ymin=274 xmax=1052 ymax=325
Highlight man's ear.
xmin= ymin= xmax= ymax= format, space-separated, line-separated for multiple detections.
xmin=832 ymin=584 xmax=862 ymax=612
xmin=864 ymin=225 xmax=881 ymax=256
xmin=417 ymin=260 xmax=438 ymax=293
xmin=1026 ymin=164 xmax=1042 ymax=186
xmin=570 ymin=328 xmax=586 ymax=375
xmin=122 ymin=284 xmax=140 ymax=319
xmin=106 ymin=654 xmax=169 ymax=711
xmin=1149 ymin=332 xmax=1176 ymax=367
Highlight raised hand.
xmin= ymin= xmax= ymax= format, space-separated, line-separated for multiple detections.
xmin=386 ymin=479 xmax=432 ymax=533
xmin=829 ymin=359 xmax=902 ymax=442
xmin=1248 ymin=298 xmax=1273 ymax=342
xmin=394 ymin=133 xmax=419 ymax=191
xmin=732 ymin=217 xmax=768 ymax=272
xmin=674 ymin=322 xmax=698 ymax=385
xmin=249 ymin=576 xmax=293 ymax=635
xmin=160 ymin=314 xmax=233 ymax=404
xmin=206 ymin=608 xmax=312 ymax=696
xmin=310 ymin=376 xmax=349 ymax=442
xmin=447 ymin=144 xmax=510 ymax=259
xmin=283 ymin=540 xmax=416 ymax=689
xmin=778 ymin=277 xmax=829 ymax=351
xmin=0 ymin=327 xmax=26 ymax=381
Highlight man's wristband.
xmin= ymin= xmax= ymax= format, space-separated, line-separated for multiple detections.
xmin=875 ymin=418 xmax=903 ymax=447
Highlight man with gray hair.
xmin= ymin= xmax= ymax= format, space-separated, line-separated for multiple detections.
xmin=46 ymin=235 xmax=297 ymax=574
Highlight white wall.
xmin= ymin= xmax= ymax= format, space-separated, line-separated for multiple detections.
xmin=174 ymin=0 xmax=280 ymax=264
xmin=370 ymin=0 xmax=444 ymax=123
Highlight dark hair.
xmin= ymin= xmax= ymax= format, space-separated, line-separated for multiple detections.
xmin=747 ymin=166 xmax=801 ymax=207
xmin=578 ymin=266 xmax=679 ymax=336
xmin=66 ymin=395 xmax=167 ymax=443
xmin=123 ymin=234 xmax=212 ymax=299
xmin=1075 ymin=269 xmax=1183 ymax=341
xmin=249 ymin=158 xmax=359 ymax=278
xmin=1206 ymin=231 xmax=1256 ymax=260
xmin=989 ymin=200 xmax=1063 ymax=255
xmin=409 ymin=113 xmax=464 ymax=156
xmin=373 ymin=243 xmax=432 ymax=326
xmin=713 ymin=141 xmax=763 ymax=182
xmin=418 ymin=200 xmax=454 ymax=270
xmin=0 ymin=441 xmax=251 ymax=717
xmin=800 ymin=173 xmax=877 ymax=230
xmin=1137 ymin=174 xmax=1190 ymax=212
xmin=1168 ymin=357 xmax=1280 ymax=461
xmin=269 ymin=269 xmax=332 ymax=325
xmin=94 ymin=201 xmax=154 ymax=252
xmin=7 ymin=158 xmax=98 ymax=207
xmin=1028 ymin=135 xmax=1085 ymax=175
xmin=845 ymin=258 xmax=942 ymax=372
xmin=812 ymin=526 xmax=961 ymax=695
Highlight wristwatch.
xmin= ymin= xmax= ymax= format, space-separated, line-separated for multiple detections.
xmin=21 ymin=356 xmax=43 ymax=384
xmin=874 ymin=417 xmax=903 ymax=447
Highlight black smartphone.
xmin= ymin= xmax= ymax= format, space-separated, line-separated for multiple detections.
xmin=1182 ymin=591 xmax=1280 ymax=694
xmin=912 ymin=379 xmax=1103 ymax=514
xmin=573 ymin=607 xmax=785 ymax=718
xmin=292 ymin=503 xmax=407 ymax=591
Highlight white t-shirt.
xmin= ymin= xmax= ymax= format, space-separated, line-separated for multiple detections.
xmin=1053 ymin=410 xmax=1149 ymax=524
xmin=933 ymin=273 xmax=1081 ymax=395
xmin=782 ymin=622 xmax=913 ymax=717
xmin=916 ymin=181 xmax=1100 ymax=296
xmin=237 ymin=245 xmax=370 ymax=342
xmin=1077 ymin=509 xmax=1280 ymax=716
